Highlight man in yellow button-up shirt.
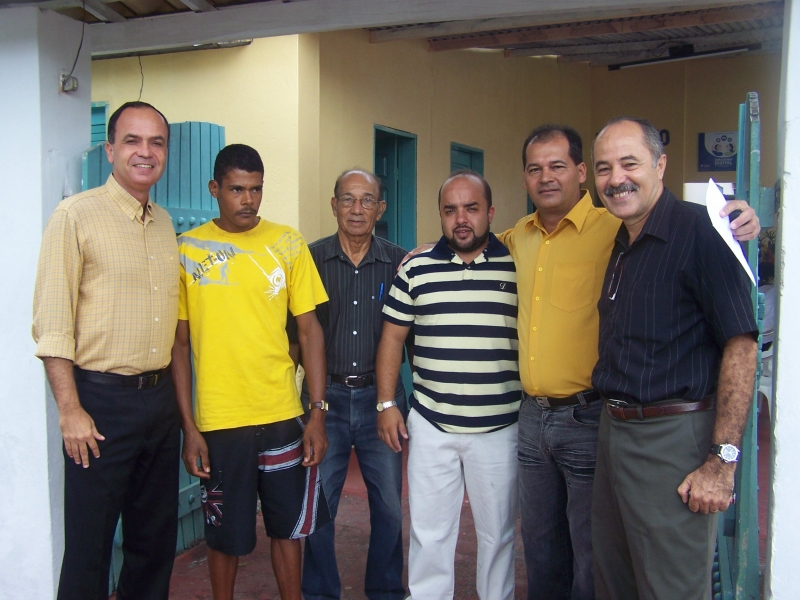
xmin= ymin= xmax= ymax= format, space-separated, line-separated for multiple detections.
xmin=497 ymin=125 xmax=616 ymax=600
xmin=497 ymin=124 xmax=760 ymax=600
xmin=33 ymin=102 xmax=180 ymax=600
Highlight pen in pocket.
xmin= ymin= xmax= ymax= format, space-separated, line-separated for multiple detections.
xmin=379 ymin=282 xmax=385 ymax=301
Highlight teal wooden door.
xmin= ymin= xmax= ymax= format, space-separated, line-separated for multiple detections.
xmin=374 ymin=125 xmax=417 ymax=405
xmin=450 ymin=142 xmax=484 ymax=175
xmin=374 ymin=126 xmax=417 ymax=250
xmin=82 ymin=121 xmax=225 ymax=592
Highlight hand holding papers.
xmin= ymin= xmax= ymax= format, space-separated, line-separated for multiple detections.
xmin=705 ymin=178 xmax=756 ymax=286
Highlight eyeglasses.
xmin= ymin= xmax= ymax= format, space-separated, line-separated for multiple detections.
xmin=607 ymin=252 xmax=625 ymax=301
xmin=337 ymin=195 xmax=381 ymax=210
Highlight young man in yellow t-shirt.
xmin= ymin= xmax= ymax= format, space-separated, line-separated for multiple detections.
xmin=171 ymin=144 xmax=330 ymax=600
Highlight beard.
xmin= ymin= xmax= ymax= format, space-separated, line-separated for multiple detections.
xmin=445 ymin=226 xmax=491 ymax=255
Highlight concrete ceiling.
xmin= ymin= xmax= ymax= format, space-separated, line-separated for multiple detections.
xmin=0 ymin=0 xmax=784 ymax=64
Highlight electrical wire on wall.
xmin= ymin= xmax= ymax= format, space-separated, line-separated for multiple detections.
xmin=60 ymin=0 xmax=86 ymax=93
xmin=137 ymin=56 xmax=144 ymax=100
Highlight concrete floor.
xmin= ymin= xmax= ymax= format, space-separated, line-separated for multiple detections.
xmin=113 ymin=408 xmax=772 ymax=600
xmin=163 ymin=447 xmax=528 ymax=600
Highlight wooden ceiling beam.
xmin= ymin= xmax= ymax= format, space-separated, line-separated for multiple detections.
xmin=179 ymin=0 xmax=216 ymax=11
xmin=428 ymin=2 xmax=784 ymax=52
xmin=83 ymin=0 xmax=126 ymax=22
xmin=504 ymin=26 xmax=785 ymax=57
xmin=369 ymin=1 xmax=760 ymax=43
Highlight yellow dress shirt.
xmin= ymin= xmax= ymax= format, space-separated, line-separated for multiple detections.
xmin=498 ymin=191 xmax=620 ymax=397
xmin=33 ymin=174 xmax=180 ymax=375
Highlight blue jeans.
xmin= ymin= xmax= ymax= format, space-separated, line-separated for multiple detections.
xmin=302 ymin=378 xmax=407 ymax=600
xmin=518 ymin=395 xmax=601 ymax=600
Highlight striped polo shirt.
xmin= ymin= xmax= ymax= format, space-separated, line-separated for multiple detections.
xmin=383 ymin=233 xmax=521 ymax=433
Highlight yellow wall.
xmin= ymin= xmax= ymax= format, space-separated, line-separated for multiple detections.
xmin=91 ymin=37 xmax=304 ymax=229
xmin=92 ymin=34 xmax=780 ymax=241
xmin=317 ymin=30 xmax=593 ymax=243
xmin=590 ymin=52 xmax=781 ymax=197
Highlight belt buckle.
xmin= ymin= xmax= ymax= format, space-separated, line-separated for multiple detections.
xmin=606 ymin=398 xmax=628 ymax=409
xmin=344 ymin=376 xmax=360 ymax=388
xmin=534 ymin=396 xmax=551 ymax=408
xmin=138 ymin=373 xmax=158 ymax=390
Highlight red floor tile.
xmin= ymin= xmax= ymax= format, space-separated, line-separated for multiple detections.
xmin=163 ymin=447 xmax=527 ymax=599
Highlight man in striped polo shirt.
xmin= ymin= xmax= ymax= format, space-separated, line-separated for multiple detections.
xmin=376 ymin=170 xmax=521 ymax=600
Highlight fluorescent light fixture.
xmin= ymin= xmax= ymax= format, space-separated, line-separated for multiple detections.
xmin=608 ymin=43 xmax=760 ymax=71
xmin=93 ymin=40 xmax=252 ymax=61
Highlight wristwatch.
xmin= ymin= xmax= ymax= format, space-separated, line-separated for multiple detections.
xmin=710 ymin=443 xmax=741 ymax=463
xmin=308 ymin=401 xmax=328 ymax=412
xmin=376 ymin=400 xmax=397 ymax=412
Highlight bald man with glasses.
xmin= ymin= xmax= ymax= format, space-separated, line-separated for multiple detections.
xmin=290 ymin=169 xmax=410 ymax=600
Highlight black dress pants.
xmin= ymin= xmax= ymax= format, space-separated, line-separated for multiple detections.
xmin=57 ymin=372 xmax=180 ymax=600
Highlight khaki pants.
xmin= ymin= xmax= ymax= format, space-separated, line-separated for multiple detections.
xmin=592 ymin=406 xmax=719 ymax=600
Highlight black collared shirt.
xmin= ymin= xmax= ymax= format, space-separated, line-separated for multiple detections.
xmin=592 ymin=188 xmax=757 ymax=404
xmin=288 ymin=233 xmax=408 ymax=376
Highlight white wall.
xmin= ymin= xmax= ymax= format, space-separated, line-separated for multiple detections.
xmin=0 ymin=8 xmax=90 ymax=598
xmin=766 ymin=0 xmax=800 ymax=597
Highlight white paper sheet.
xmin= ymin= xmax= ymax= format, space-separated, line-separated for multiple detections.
xmin=705 ymin=178 xmax=756 ymax=286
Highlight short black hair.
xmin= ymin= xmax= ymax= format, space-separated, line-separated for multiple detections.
xmin=333 ymin=168 xmax=383 ymax=201
xmin=107 ymin=101 xmax=169 ymax=144
xmin=521 ymin=124 xmax=583 ymax=168
xmin=214 ymin=144 xmax=265 ymax=183
xmin=438 ymin=169 xmax=493 ymax=208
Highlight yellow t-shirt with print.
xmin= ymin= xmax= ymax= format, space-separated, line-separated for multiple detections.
xmin=178 ymin=219 xmax=328 ymax=432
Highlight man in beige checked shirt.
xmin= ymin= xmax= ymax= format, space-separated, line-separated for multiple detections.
xmin=33 ymin=101 xmax=180 ymax=600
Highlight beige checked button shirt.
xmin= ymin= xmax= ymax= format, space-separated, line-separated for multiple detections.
xmin=33 ymin=174 xmax=179 ymax=375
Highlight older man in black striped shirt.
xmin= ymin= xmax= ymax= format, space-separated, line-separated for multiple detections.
xmin=590 ymin=117 xmax=758 ymax=600
xmin=295 ymin=169 xmax=409 ymax=600
xmin=377 ymin=170 xmax=521 ymax=600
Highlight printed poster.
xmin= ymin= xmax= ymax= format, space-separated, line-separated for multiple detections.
xmin=698 ymin=132 xmax=737 ymax=172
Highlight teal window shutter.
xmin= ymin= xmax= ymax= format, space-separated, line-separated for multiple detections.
xmin=91 ymin=102 xmax=109 ymax=145
xmin=82 ymin=121 xmax=225 ymax=235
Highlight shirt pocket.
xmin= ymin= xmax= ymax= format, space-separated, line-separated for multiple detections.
xmin=628 ymin=282 xmax=676 ymax=344
xmin=550 ymin=261 xmax=595 ymax=312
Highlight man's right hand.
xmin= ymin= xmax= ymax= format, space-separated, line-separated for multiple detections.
xmin=182 ymin=427 xmax=211 ymax=479
xmin=59 ymin=404 xmax=104 ymax=468
xmin=377 ymin=406 xmax=408 ymax=452
xmin=401 ymin=243 xmax=435 ymax=267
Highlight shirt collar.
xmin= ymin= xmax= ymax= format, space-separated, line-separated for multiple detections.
xmin=614 ymin=186 xmax=675 ymax=248
xmin=105 ymin=173 xmax=152 ymax=223
xmin=525 ymin=190 xmax=594 ymax=235
xmin=321 ymin=233 xmax=392 ymax=265
xmin=429 ymin=232 xmax=509 ymax=264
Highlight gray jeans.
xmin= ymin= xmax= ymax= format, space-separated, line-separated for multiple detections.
xmin=592 ymin=405 xmax=718 ymax=600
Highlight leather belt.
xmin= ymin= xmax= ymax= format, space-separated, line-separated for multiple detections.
xmin=330 ymin=374 xmax=374 ymax=388
xmin=605 ymin=397 xmax=715 ymax=421
xmin=525 ymin=389 xmax=601 ymax=408
xmin=75 ymin=367 xmax=169 ymax=390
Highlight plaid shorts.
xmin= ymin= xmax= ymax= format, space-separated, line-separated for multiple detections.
xmin=200 ymin=416 xmax=330 ymax=556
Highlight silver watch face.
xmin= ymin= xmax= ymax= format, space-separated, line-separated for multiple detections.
xmin=719 ymin=444 xmax=740 ymax=462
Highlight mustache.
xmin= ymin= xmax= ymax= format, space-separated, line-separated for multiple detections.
xmin=603 ymin=182 xmax=639 ymax=197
